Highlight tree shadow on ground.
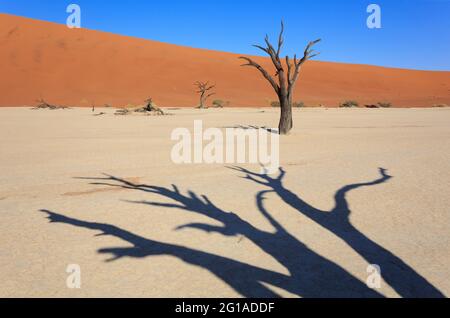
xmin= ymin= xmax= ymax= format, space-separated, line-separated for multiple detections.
xmin=229 ymin=166 xmax=444 ymax=298
xmin=40 ymin=167 xmax=442 ymax=297
xmin=221 ymin=125 xmax=277 ymax=133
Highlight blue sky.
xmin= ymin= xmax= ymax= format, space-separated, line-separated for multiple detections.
xmin=1 ymin=0 xmax=449 ymax=71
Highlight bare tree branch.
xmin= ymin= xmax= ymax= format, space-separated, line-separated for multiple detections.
xmin=252 ymin=45 xmax=270 ymax=55
xmin=276 ymin=21 xmax=284 ymax=57
xmin=285 ymin=56 xmax=293 ymax=86
xmin=239 ymin=57 xmax=280 ymax=94
xmin=289 ymin=39 xmax=321 ymax=91
xmin=298 ymin=39 xmax=322 ymax=65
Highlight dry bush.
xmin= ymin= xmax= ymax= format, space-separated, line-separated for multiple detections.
xmin=270 ymin=101 xmax=280 ymax=107
xmin=212 ymin=99 xmax=230 ymax=108
xmin=339 ymin=100 xmax=359 ymax=108
xmin=377 ymin=102 xmax=392 ymax=108
xmin=114 ymin=108 xmax=131 ymax=116
xmin=432 ymin=103 xmax=449 ymax=108
xmin=293 ymin=101 xmax=305 ymax=108
xmin=115 ymin=98 xmax=166 ymax=116
xmin=32 ymin=99 xmax=69 ymax=110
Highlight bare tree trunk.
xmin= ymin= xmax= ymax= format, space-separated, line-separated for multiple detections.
xmin=199 ymin=92 xmax=206 ymax=108
xmin=279 ymin=95 xmax=292 ymax=134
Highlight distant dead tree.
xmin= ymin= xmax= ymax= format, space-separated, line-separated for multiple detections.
xmin=240 ymin=22 xmax=321 ymax=135
xmin=143 ymin=98 xmax=164 ymax=115
xmin=132 ymin=98 xmax=165 ymax=115
xmin=194 ymin=81 xmax=216 ymax=109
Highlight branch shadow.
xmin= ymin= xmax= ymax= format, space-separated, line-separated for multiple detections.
xmin=40 ymin=171 xmax=390 ymax=297
xmin=221 ymin=125 xmax=276 ymax=133
xmin=40 ymin=209 xmax=286 ymax=297
xmin=229 ymin=166 xmax=445 ymax=298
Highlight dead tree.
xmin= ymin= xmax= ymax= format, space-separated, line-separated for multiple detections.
xmin=240 ymin=22 xmax=321 ymax=135
xmin=143 ymin=98 xmax=164 ymax=115
xmin=132 ymin=98 xmax=165 ymax=115
xmin=194 ymin=81 xmax=215 ymax=109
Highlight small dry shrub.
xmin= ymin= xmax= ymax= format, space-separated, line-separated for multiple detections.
xmin=293 ymin=101 xmax=305 ymax=108
xmin=377 ymin=102 xmax=392 ymax=108
xmin=339 ymin=100 xmax=359 ymax=108
xmin=270 ymin=101 xmax=280 ymax=107
xmin=32 ymin=99 xmax=69 ymax=110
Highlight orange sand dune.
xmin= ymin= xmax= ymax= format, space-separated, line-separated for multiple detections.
xmin=1 ymin=13 xmax=449 ymax=108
